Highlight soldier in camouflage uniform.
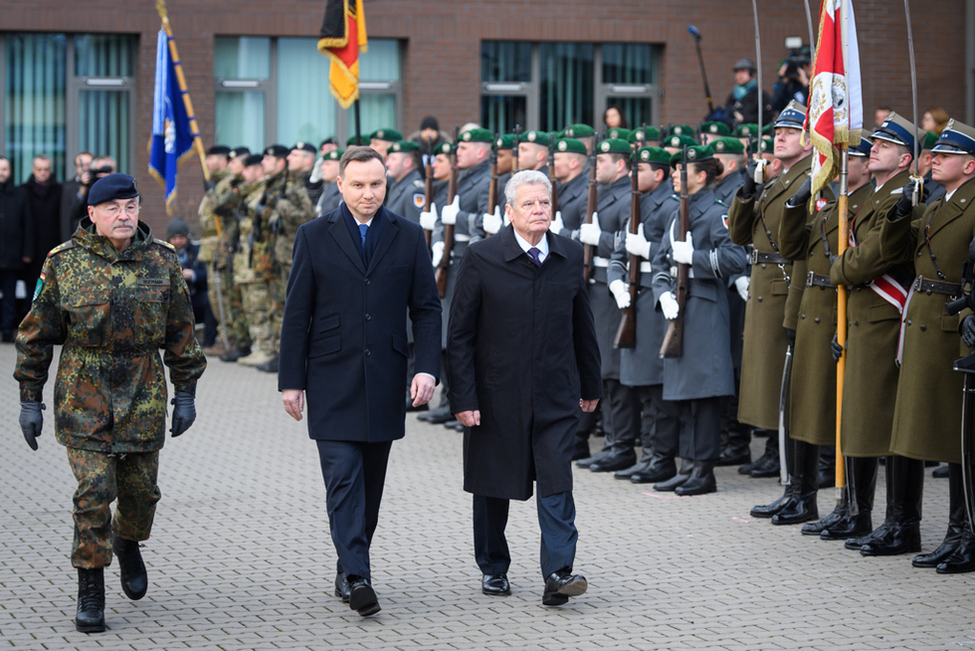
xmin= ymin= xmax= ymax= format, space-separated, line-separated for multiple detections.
xmin=197 ymin=146 xmax=232 ymax=354
xmin=14 ymin=174 xmax=206 ymax=633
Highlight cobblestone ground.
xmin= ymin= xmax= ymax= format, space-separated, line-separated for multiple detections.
xmin=1 ymin=342 xmax=974 ymax=650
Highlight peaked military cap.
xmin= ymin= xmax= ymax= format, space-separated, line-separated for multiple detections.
xmin=664 ymin=134 xmax=698 ymax=149
xmin=88 ymin=173 xmax=139 ymax=205
xmin=496 ymin=134 xmax=516 ymax=150
xmin=703 ymin=121 xmax=732 ymax=136
xmin=670 ymin=145 xmax=714 ymax=167
xmin=370 ymin=128 xmax=403 ymax=142
xmin=563 ymin=123 xmax=596 ymax=138
xmin=291 ymin=142 xmax=317 ymax=154
xmin=554 ymin=138 xmax=587 ymax=154
xmin=389 ymin=140 xmax=420 ymax=153
xmin=774 ymin=100 xmax=807 ymax=130
xmin=871 ymin=111 xmax=920 ymax=153
xmin=207 ymin=145 xmax=231 ymax=157
xmin=635 ymin=146 xmax=672 ymax=165
xmin=522 ymin=130 xmax=550 ymax=146
xmin=229 ymin=146 xmax=251 ymax=159
xmin=243 ymin=154 xmax=264 ymax=166
xmin=737 ymin=123 xmax=760 ymax=138
xmin=264 ymin=144 xmax=290 ymax=158
xmin=711 ymin=137 xmax=745 ymax=154
xmin=628 ymin=126 xmax=662 ymax=143
xmin=848 ymin=138 xmax=873 ymax=157
xmin=459 ymin=128 xmax=493 ymax=143
xmin=669 ymin=124 xmax=696 ymax=138
xmin=607 ymin=127 xmax=632 ymax=141
xmin=932 ymin=119 xmax=975 ymax=156
xmin=597 ymin=138 xmax=632 ymax=154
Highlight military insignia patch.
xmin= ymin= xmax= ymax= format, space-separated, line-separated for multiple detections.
xmin=463 ymin=132 xmax=472 ymax=142
xmin=635 ymin=130 xmax=644 ymax=140
xmin=558 ymin=141 xmax=567 ymax=151
xmin=413 ymin=193 xmax=425 ymax=209
xmin=32 ymin=271 xmax=45 ymax=301
xmin=722 ymin=215 xmax=729 ymax=229
xmin=641 ymin=150 xmax=650 ymax=161
xmin=688 ymin=148 xmax=697 ymax=160
xmin=816 ymin=198 xmax=828 ymax=212
xmin=715 ymin=141 xmax=726 ymax=152
xmin=566 ymin=128 xmax=575 ymax=137
xmin=600 ymin=141 xmax=611 ymax=152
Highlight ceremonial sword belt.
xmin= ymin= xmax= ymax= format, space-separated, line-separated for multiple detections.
xmin=913 ymin=275 xmax=963 ymax=298
xmin=806 ymin=272 xmax=835 ymax=288
xmin=751 ymin=250 xmax=791 ymax=266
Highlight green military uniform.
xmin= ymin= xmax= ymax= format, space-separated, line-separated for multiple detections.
xmin=198 ymin=168 xmax=231 ymax=345
xmin=211 ymin=175 xmax=253 ymax=352
xmin=233 ymin=178 xmax=272 ymax=361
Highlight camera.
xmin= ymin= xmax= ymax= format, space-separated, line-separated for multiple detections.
xmin=782 ymin=37 xmax=811 ymax=81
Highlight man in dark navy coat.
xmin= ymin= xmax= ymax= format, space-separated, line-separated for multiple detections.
xmin=448 ymin=170 xmax=602 ymax=606
xmin=278 ymin=147 xmax=441 ymax=617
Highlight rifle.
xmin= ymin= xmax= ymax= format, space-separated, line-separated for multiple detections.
xmin=548 ymin=132 xmax=559 ymax=217
xmin=582 ymin=132 xmax=599 ymax=283
xmin=485 ymin=132 xmax=499 ymax=237
xmin=660 ymin=145 xmax=690 ymax=358
xmin=614 ymin=128 xmax=645 ymax=349
xmin=424 ymin=151 xmax=434 ymax=250
xmin=435 ymin=128 xmax=459 ymax=298
xmin=512 ymin=124 xmax=522 ymax=174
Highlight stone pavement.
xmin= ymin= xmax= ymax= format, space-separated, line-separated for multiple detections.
xmin=1 ymin=342 xmax=974 ymax=650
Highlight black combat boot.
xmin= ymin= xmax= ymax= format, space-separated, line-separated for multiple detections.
xmin=937 ymin=527 xmax=975 ymax=574
xmin=745 ymin=432 xmax=780 ymax=478
xmin=75 ymin=568 xmax=106 ymax=633
xmin=615 ymin=449 xmax=655 ymax=479
xmin=821 ymin=456 xmax=877 ymax=540
xmin=113 ymin=534 xmax=148 ymax=600
xmin=751 ymin=434 xmax=794 ymax=518
xmin=915 ymin=463 xmax=967 ymax=568
xmin=675 ymin=460 xmax=717 ymax=496
xmin=219 ymin=346 xmax=251 ymax=362
xmin=629 ymin=455 xmax=677 ymax=484
xmin=860 ymin=455 xmax=923 ymax=556
xmin=653 ymin=458 xmax=693 ymax=492
xmin=772 ymin=441 xmax=820 ymax=525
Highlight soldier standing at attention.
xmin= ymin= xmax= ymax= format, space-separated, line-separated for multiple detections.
xmin=197 ymin=145 xmax=231 ymax=354
xmin=14 ymin=174 xmax=206 ymax=633
xmin=384 ymin=140 xmax=426 ymax=224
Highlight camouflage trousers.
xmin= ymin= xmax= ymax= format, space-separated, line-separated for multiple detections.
xmin=268 ymin=262 xmax=290 ymax=354
xmin=66 ymin=447 xmax=160 ymax=569
xmin=241 ymin=280 xmax=275 ymax=357
xmin=207 ymin=262 xmax=251 ymax=349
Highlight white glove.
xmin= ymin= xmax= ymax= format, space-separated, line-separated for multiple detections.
xmin=659 ymin=292 xmax=679 ymax=320
xmin=483 ymin=206 xmax=503 ymax=235
xmin=550 ymin=210 xmax=565 ymax=234
xmin=420 ymin=203 xmax=438 ymax=231
xmin=431 ymin=241 xmax=445 ymax=267
xmin=625 ymin=224 xmax=652 ymax=259
xmin=671 ymin=231 xmax=695 ymax=265
xmin=735 ymin=276 xmax=750 ymax=302
xmin=579 ymin=217 xmax=601 ymax=246
xmin=309 ymin=159 xmax=324 ymax=183
xmin=753 ymin=158 xmax=768 ymax=185
xmin=441 ymin=196 xmax=460 ymax=225
xmin=609 ymin=279 xmax=630 ymax=310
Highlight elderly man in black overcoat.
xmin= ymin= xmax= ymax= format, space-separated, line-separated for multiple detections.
xmin=447 ymin=169 xmax=602 ymax=606
xmin=278 ymin=147 xmax=442 ymax=617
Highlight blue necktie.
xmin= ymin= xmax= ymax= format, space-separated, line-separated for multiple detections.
xmin=359 ymin=223 xmax=368 ymax=247
xmin=528 ymin=247 xmax=542 ymax=267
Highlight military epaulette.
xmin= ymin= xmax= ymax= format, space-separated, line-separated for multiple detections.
xmin=47 ymin=241 xmax=76 ymax=257
xmin=716 ymin=199 xmax=729 ymax=208
xmin=412 ymin=179 xmax=425 ymax=189
xmin=154 ymin=238 xmax=176 ymax=251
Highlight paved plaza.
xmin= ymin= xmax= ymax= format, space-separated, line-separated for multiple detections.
xmin=1 ymin=341 xmax=974 ymax=650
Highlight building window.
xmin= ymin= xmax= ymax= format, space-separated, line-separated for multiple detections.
xmin=215 ymin=36 xmax=402 ymax=149
xmin=480 ymin=41 xmax=661 ymax=135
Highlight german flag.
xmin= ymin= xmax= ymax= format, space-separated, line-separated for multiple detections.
xmin=318 ymin=0 xmax=367 ymax=109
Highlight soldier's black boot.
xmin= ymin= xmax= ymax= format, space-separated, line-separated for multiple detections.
xmin=675 ymin=460 xmax=717 ymax=496
xmin=821 ymin=456 xmax=877 ymax=540
xmin=772 ymin=441 xmax=820 ymax=525
xmin=846 ymin=457 xmax=894 ymax=550
xmin=915 ymin=463 xmax=967 ymax=568
xmin=653 ymin=458 xmax=693 ymax=492
xmin=819 ymin=447 xmax=836 ymax=488
xmin=630 ymin=455 xmax=678 ymax=484
xmin=937 ymin=515 xmax=975 ymax=574
xmin=615 ymin=448 xmax=655 ymax=479
xmin=860 ymin=455 xmax=923 ymax=556
xmin=803 ymin=455 xmax=852 ymax=535
xmin=219 ymin=346 xmax=250 ymax=362
xmin=746 ymin=432 xmax=780 ymax=478
xmin=113 ymin=534 xmax=148 ymax=600
xmin=751 ymin=434 xmax=794 ymax=518
xmin=75 ymin=568 xmax=106 ymax=633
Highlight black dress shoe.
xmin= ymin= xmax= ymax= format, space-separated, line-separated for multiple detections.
xmin=674 ymin=461 xmax=716 ymax=496
xmin=576 ymin=448 xmax=612 ymax=469
xmin=614 ymin=456 xmax=654 ymax=480
xmin=75 ymin=568 xmax=106 ymax=633
xmin=653 ymin=460 xmax=693 ymax=492
xmin=542 ymin=569 xmax=587 ymax=606
xmin=802 ymin=503 xmax=847 ymax=536
xmin=771 ymin=493 xmax=819 ymax=525
xmin=112 ymin=534 xmax=148 ymax=600
xmin=937 ymin=532 xmax=975 ymax=574
xmin=219 ymin=346 xmax=251 ymax=362
xmin=418 ymin=408 xmax=453 ymax=424
xmin=347 ymin=576 xmax=381 ymax=616
xmin=334 ymin=571 xmax=351 ymax=603
xmin=589 ymin=449 xmax=637 ymax=473
xmin=749 ymin=452 xmax=781 ymax=478
xmin=845 ymin=522 xmax=892 ymax=550
xmin=820 ymin=512 xmax=873 ymax=541
xmin=750 ymin=490 xmax=792 ymax=518
xmin=630 ymin=456 xmax=677 ymax=484
xmin=255 ymin=355 xmax=279 ymax=373
xmin=859 ymin=523 xmax=921 ymax=556
xmin=481 ymin=573 xmax=511 ymax=596
xmin=716 ymin=446 xmax=751 ymax=467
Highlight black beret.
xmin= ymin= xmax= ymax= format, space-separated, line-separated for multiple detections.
xmin=229 ymin=146 xmax=251 ymax=159
xmin=207 ymin=145 xmax=232 ymax=157
xmin=243 ymin=154 xmax=264 ymax=167
xmin=264 ymin=144 xmax=290 ymax=158
xmin=88 ymin=173 xmax=139 ymax=206
xmin=291 ymin=142 xmax=317 ymax=154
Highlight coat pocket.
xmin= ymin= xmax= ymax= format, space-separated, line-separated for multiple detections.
xmin=64 ymin=290 xmax=111 ymax=346
xmin=319 ymin=314 xmax=340 ymax=333
xmin=770 ymin=279 xmax=789 ymax=296
xmin=392 ymin=332 xmax=408 ymax=357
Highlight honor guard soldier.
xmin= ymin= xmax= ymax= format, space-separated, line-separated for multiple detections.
xmin=607 ymin=127 xmax=632 ymax=144
xmin=710 ymin=137 xmax=748 ymax=205
xmin=663 ymin=134 xmax=698 ymax=157
xmin=385 ymin=140 xmax=426 ymax=224
xmin=880 ymin=119 xmax=975 ymax=572
xmin=627 ymin=126 xmax=662 ymax=150
xmin=369 ymin=128 xmax=403 ymax=160
xmin=550 ymin=137 xmax=591 ymax=236
xmin=701 ymin=121 xmax=733 ymax=145
xmin=197 ymin=145 xmax=232 ymax=353
xmin=607 ymin=146 xmax=682 ymax=484
xmin=494 ymin=134 xmax=516 ymax=192
xmin=15 ymin=174 xmax=206 ymax=632
xmin=518 ymin=130 xmax=550 ymax=174
xmin=317 ymin=149 xmax=345 ymax=216
xmin=563 ymin=123 xmax=597 ymax=154
xmin=918 ymin=130 xmax=948 ymax=205
xmin=574 ymin=138 xmax=641 ymax=473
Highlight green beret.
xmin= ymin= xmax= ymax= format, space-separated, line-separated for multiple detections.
xmin=434 ymin=142 xmax=454 ymax=156
xmin=607 ymin=127 xmax=632 ymax=141
xmin=669 ymin=124 xmax=696 ymax=137
xmin=628 ymin=126 xmax=662 ymax=143
xmin=458 ymin=128 xmax=493 ymax=143
xmin=346 ymin=136 xmax=358 ymax=146
xmin=324 ymin=149 xmax=345 ymax=161
xmin=496 ymin=134 xmax=516 ymax=150
xmin=711 ymin=137 xmax=745 ymax=155
xmin=370 ymin=128 xmax=403 ymax=142
xmin=703 ymin=121 xmax=732 ymax=136
xmin=389 ymin=140 xmax=420 ymax=153
xmin=635 ymin=146 xmax=672 ymax=165
xmin=922 ymin=130 xmax=938 ymax=150
xmin=554 ymin=138 xmax=587 ymax=155
xmin=736 ymin=123 xmax=759 ymax=138
xmin=563 ymin=123 xmax=596 ymax=138
xmin=663 ymin=134 xmax=698 ymax=149
xmin=669 ymin=144 xmax=714 ymax=167
xmin=521 ymin=130 xmax=550 ymax=146
xmin=749 ymin=137 xmax=775 ymax=155
xmin=762 ymin=122 xmax=774 ymax=135
xmin=597 ymin=138 xmax=631 ymax=155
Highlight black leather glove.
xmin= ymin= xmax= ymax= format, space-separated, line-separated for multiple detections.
xmin=170 ymin=392 xmax=196 ymax=437
xmin=785 ymin=328 xmax=796 ymax=348
xmin=963 ymin=315 xmax=975 ymax=348
xmin=741 ymin=160 xmax=760 ymax=200
xmin=830 ymin=334 xmax=844 ymax=362
xmin=786 ymin=176 xmax=812 ymax=209
xmin=888 ymin=179 xmax=929 ymax=221
xmin=19 ymin=402 xmax=45 ymax=451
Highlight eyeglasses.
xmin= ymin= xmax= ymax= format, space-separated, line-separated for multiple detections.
xmin=98 ymin=203 xmax=140 ymax=217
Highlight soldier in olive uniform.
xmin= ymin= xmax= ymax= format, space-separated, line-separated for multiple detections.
xmin=15 ymin=174 xmax=205 ymax=633
xmin=197 ymin=145 xmax=232 ymax=353
xmin=574 ymin=138 xmax=641 ymax=473
xmin=606 ymin=146 xmax=682 ymax=484
xmin=385 ymin=140 xmax=426 ymax=224
xmin=880 ymin=120 xmax=975 ymax=572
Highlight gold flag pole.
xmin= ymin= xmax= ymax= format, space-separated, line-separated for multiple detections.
xmin=834 ymin=142 xmax=849 ymax=500
xmin=155 ymin=0 xmax=210 ymax=186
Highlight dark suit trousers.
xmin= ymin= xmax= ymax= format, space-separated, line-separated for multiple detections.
xmin=638 ymin=384 xmax=680 ymax=458
xmin=316 ymin=440 xmax=393 ymax=580
xmin=602 ymin=378 xmax=640 ymax=452
xmin=676 ymin=397 xmax=722 ymax=462
xmin=473 ymin=491 xmax=578 ymax=578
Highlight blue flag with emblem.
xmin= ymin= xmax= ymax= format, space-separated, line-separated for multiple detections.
xmin=148 ymin=29 xmax=194 ymax=213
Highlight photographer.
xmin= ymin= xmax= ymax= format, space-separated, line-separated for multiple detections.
xmin=73 ymin=156 xmax=117 ymax=226
xmin=770 ymin=48 xmax=811 ymax=114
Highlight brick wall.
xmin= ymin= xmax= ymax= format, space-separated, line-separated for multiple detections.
xmin=3 ymin=0 xmax=966 ymax=233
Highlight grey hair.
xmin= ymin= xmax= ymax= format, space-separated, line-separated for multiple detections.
xmin=504 ymin=170 xmax=551 ymax=206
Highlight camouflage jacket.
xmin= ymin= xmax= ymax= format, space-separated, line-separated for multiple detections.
xmin=197 ymin=168 xmax=232 ymax=264
xmin=233 ymin=180 xmax=268 ymax=284
xmin=13 ymin=219 xmax=207 ymax=453
xmin=261 ymin=170 xmax=315 ymax=267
